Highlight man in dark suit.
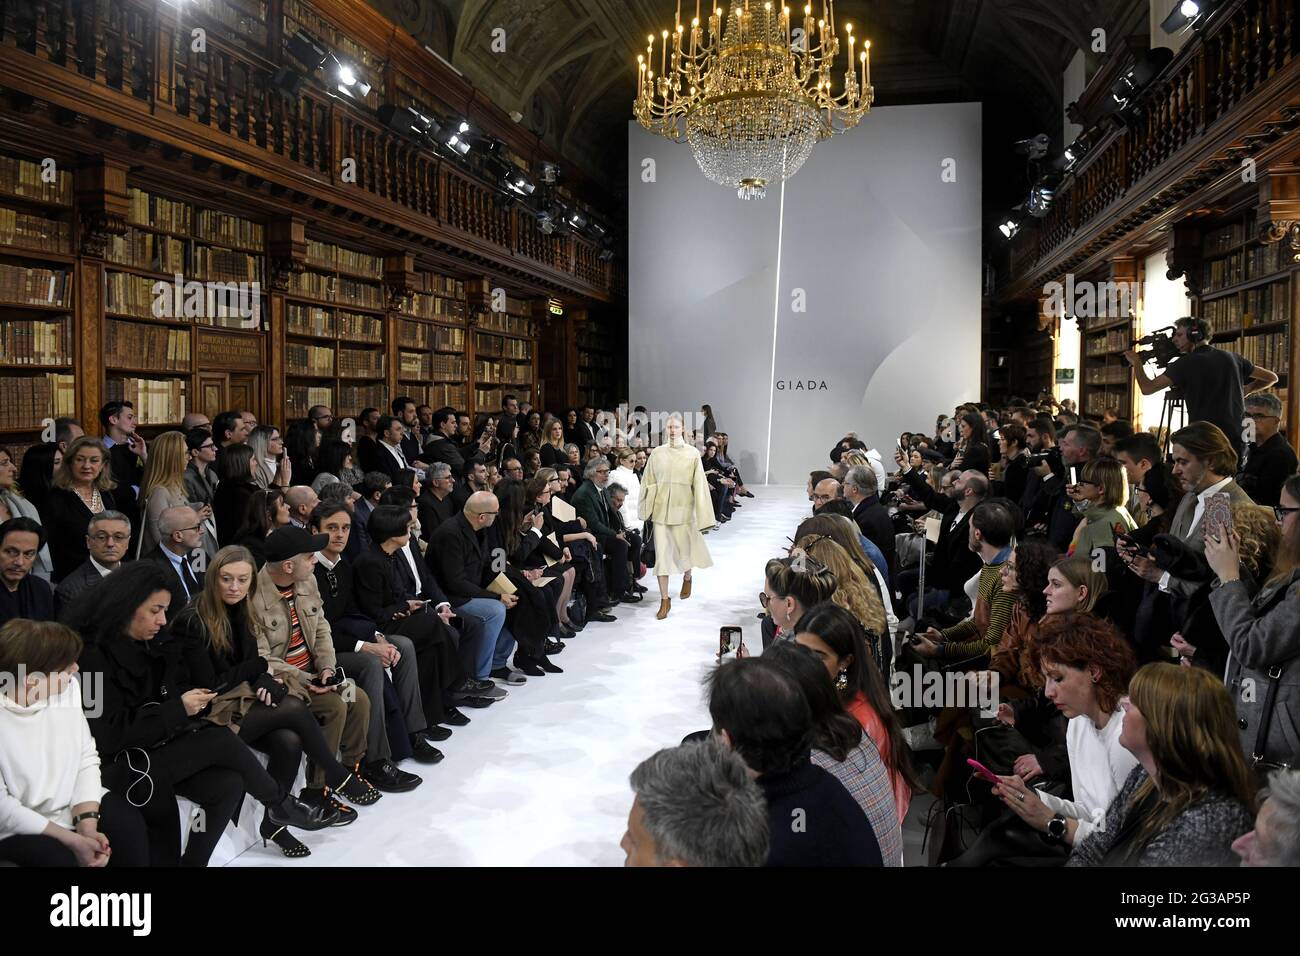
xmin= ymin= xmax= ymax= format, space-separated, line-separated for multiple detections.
xmin=0 ymin=518 xmax=54 ymax=626
xmin=572 ymin=458 xmax=635 ymax=602
xmin=369 ymin=414 xmax=416 ymax=483
xmin=98 ymin=400 xmax=144 ymax=548
xmin=54 ymin=510 xmax=130 ymax=619
xmin=428 ymin=492 xmax=519 ymax=685
xmin=140 ymin=506 xmax=205 ymax=618
xmin=894 ymin=454 xmax=988 ymax=621
xmin=842 ymin=464 xmax=896 ymax=586
xmin=1027 ymin=423 xmax=1100 ymax=553
xmin=450 ymin=458 xmax=489 ymax=512
xmin=392 ymin=397 xmax=432 ymax=473
xmin=355 ymin=407 xmax=383 ymax=475
xmin=417 ymin=462 xmax=458 ymax=546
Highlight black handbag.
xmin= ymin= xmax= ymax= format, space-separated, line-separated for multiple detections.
xmin=1251 ymin=663 xmax=1295 ymax=776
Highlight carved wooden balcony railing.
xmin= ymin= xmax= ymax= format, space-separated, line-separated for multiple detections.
xmin=1009 ymin=0 xmax=1300 ymax=285
xmin=0 ymin=0 xmax=618 ymax=299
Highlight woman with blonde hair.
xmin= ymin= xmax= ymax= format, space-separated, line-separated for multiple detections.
xmin=1065 ymin=663 xmax=1255 ymax=866
xmin=639 ymin=413 xmax=714 ymax=619
xmin=40 ymin=437 xmax=122 ymax=582
xmin=793 ymin=531 xmax=888 ymax=669
xmin=1043 ymin=555 xmax=1108 ymax=615
xmin=794 ymin=513 xmax=893 ymax=626
xmin=1067 ymin=457 xmax=1136 ymax=558
xmin=539 ymin=417 xmax=567 ymax=469
xmin=137 ymin=430 xmax=191 ymax=557
xmin=246 ymin=424 xmax=291 ymax=490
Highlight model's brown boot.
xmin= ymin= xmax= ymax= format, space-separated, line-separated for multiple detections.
xmin=656 ymin=597 xmax=671 ymax=620
xmin=680 ymin=577 xmax=692 ymax=600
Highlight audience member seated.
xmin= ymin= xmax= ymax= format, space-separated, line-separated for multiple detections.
xmin=1237 ymin=391 xmax=1297 ymax=508
xmin=171 ymin=546 xmax=385 ymax=856
xmin=984 ymin=539 xmax=1060 ymax=701
xmin=792 ymin=602 xmax=918 ymax=829
xmin=843 ymin=464 xmax=896 ymax=583
xmin=791 ymin=530 xmax=889 ymax=670
xmin=810 ymin=499 xmax=891 ymax=592
xmin=528 ymin=470 xmax=614 ymax=624
xmin=311 ymin=437 xmax=355 ymax=496
xmin=1232 ymin=770 xmax=1300 ymax=866
xmin=142 ymin=506 xmax=206 ymax=617
xmin=233 ymin=488 xmax=289 ymax=568
xmin=247 ymin=527 xmax=382 ymax=823
xmin=952 ymin=411 xmax=993 ymax=475
xmin=1206 ymin=473 xmax=1300 ymax=771
xmin=953 ymin=613 xmax=1138 ymax=866
xmin=609 ymin=448 xmax=642 ymax=534
xmin=706 ymin=656 xmax=883 ymax=866
xmin=16 ymin=443 xmax=61 ymax=518
xmin=417 ymin=462 xmax=458 ymax=547
xmin=763 ymin=640 xmax=903 ymax=866
xmin=759 ymin=555 xmax=836 ymax=650
xmin=41 ymin=437 xmax=124 ymax=582
xmin=213 ymin=443 xmax=260 ymax=548
xmin=605 ymin=482 xmax=646 ymax=598
xmin=0 ymin=518 xmax=53 ymax=626
xmin=71 ymin=562 xmax=330 ymax=866
xmin=247 ymin=425 xmax=292 ymax=491
xmin=811 ymin=477 xmax=840 ymax=512
xmin=0 ymin=619 xmax=149 ymax=867
xmin=285 ymin=420 xmax=321 ymax=487
xmin=573 ymin=458 xmax=638 ymax=604
xmin=621 ymin=739 xmax=769 ymax=867
xmin=330 ymin=503 xmax=473 ymax=749
xmin=54 ymin=511 xmax=131 ymax=618
xmin=1065 ymin=664 xmax=1255 ymax=866
xmin=0 ymin=447 xmax=54 ymax=581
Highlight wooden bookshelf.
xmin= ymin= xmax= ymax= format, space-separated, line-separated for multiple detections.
xmin=1077 ymin=259 xmax=1138 ymax=421
xmin=396 ymin=269 xmax=470 ymax=411
xmin=576 ymin=318 xmax=619 ymax=410
xmin=0 ymin=150 xmax=76 ymax=442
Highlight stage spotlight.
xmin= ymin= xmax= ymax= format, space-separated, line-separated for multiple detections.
xmin=445 ymin=120 xmax=473 ymax=156
xmin=1013 ymin=134 xmax=1050 ymax=160
xmin=1161 ymin=0 xmax=1218 ymax=34
xmin=537 ymin=211 xmax=556 ymax=235
xmin=287 ymin=29 xmax=328 ymax=70
xmin=540 ymin=162 xmax=561 ymax=184
xmin=378 ymin=104 xmax=433 ymax=136
xmin=567 ymin=209 xmax=588 ymax=230
xmin=272 ymin=66 xmax=309 ymax=98
xmin=597 ymin=244 xmax=615 ymax=262
xmin=998 ymin=218 xmax=1021 ymax=239
xmin=508 ymin=172 xmax=536 ymax=197
xmin=1109 ymin=48 xmax=1174 ymax=111
xmin=334 ymin=61 xmax=372 ymax=98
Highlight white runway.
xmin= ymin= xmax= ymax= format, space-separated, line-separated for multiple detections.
xmin=229 ymin=485 xmax=809 ymax=867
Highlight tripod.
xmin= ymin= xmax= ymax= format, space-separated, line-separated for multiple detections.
xmin=1156 ymin=389 xmax=1186 ymax=462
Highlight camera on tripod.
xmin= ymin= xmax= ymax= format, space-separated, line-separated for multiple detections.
xmin=1135 ymin=326 xmax=1182 ymax=369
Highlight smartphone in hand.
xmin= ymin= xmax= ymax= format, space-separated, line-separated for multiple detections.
xmin=718 ymin=626 xmax=743 ymax=659
xmin=1203 ymin=492 xmax=1233 ymax=538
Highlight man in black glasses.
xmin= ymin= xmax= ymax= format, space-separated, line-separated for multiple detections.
xmin=1237 ymin=391 xmax=1297 ymax=508
xmin=54 ymin=511 xmax=129 ymax=619
xmin=141 ymin=506 xmax=206 ymax=618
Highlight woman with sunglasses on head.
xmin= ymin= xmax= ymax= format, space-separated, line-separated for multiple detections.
xmin=1205 ymin=475 xmax=1300 ymax=772
xmin=172 ymin=546 xmax=379 ymax=856
xmin=1061 ymin=663 xmax=1255 ymax=866
xmin=792 ymin=531 xmax=889 ymax=672
xmin=757 ymin=553 xmax=837 ymax=652
xmin=792 ymin=602 xmax=919 ymax=827
xmin=1066 ymin=458 xmax=1136 ymax=559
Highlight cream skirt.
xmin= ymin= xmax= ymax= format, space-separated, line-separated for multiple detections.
xmin=652 ymin=521 xmax=713 ymax=576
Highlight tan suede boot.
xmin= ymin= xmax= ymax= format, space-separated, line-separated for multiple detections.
xmin=656 ymin=597 xmax=671 ymax=619
xmin=680 ymin=576 xmax=692 ymax=600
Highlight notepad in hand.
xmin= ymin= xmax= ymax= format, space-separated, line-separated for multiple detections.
xmin=924 ymin=516 xmax=942 ymax=544
xmin=486 ymin=572 xmax=517 ymax=595
xmin=530 ymin=576 xmax=556 ymax=587
xmin=550 ymin=496 xmax=576 ymax=522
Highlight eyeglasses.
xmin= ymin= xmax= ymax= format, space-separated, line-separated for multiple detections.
xmin=1274 ymin=505 xmax=1300 ymax=521
xmin=1246 ymin=412 xmax=1279 ymax=421
xmin=177 ymin=525 xmax=202 ymax=533
xmin=72 ymin=457 xmax=104 ymax=466
xmin=89 ymin=532 xmax=130 ymax=543
xmin=199 ymin=443 xmax=216 ymax=451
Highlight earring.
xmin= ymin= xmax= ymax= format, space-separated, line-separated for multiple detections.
xmin=835 ymin=670 xmax=849 ymax=691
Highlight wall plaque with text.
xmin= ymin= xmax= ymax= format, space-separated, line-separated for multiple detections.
xmin=197 ymin=330 xmax=263 ymax=370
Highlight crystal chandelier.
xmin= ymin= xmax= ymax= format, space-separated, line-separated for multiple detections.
xmin=633 ymin=0 xmax=874 ymax=200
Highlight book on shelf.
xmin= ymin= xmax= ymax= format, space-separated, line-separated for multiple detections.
xmin=1244 ymin=242 xmax=1287 ymax=280
xmin=0 ymin=264 xmax=71 ymax=308
xmin=336 ymin=278 xmax=383 ymax=311
xmin=194 ymin=209 xmax=264 ymax=250
xmin=106 ymin=320 xmax=191 ymax=371
xmin=400 ymin=351 xmax=432 ymax=379
xmin=1201 ymin=296 xmax=1242 ymax=334
xmin=398 ymin=319 xmax=431 ymax=350
xmin=285 ymin=343 xmax=335 ymax=376
xmin=0 ymin=318 xmax=71 ymax=365
xmin=127 ymin=188 xmax=192 ymax=234
xmin=0 ymin=205 xmax=72 ymax=254
xmin=106 ymin=227 xmax=186 ymax=273
xmin=338 ymin=310 xmax=384 ymax=341
xmin=288 ymin=384 xmax=335 ymax=419
xmin=475 ymin=312 xmax=529 ymax=336
xmin=305 ymin=239 xmax=381 ymax=278
xmin=1203 ymin=222 xmax=1244 ymax=255
xmin=188 ymin=244 xmax=264 ymax=283
xmin=0 ymin=155 xmax=72 ymax=205
xmin=338 ymin=346 xmax=384 ymax=378
xmin=1220 ymin=329 xmax=1291 ymax=371
xmin=287 ymin=303 xmax=338 ymax=337
xmin=338 ymin=383 xmax=384 ymax=413
xmin=409 ymin=292 xmax=466 ymax=322
xmin=432 ymin=354 xmax=466 ymax=380
xmin=418 ymin=273 xmax=465 ymax=298
xmin=0 ymin=372 xmax=75 ymax=429
xmin=1204 ymin=255 xmax=1245 ymax=292
xmin=106 ymin=377 xmax=187 ymax=425
xmin=433 ymin=327 xmax=465 ymax=352
xmin=1085 ymin=328 xmax=1130 ymax=356
xmin=288 ymin=270 xmax=336 ymax=301
xmin=1242 ymin=282 xmax=1289 ymax=327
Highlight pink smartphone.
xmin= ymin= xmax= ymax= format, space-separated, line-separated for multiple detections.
xmin=1203 ymin=492 xmax=1233 ymax=537
xmin=966 ymin=757 xmax=999 ymax=784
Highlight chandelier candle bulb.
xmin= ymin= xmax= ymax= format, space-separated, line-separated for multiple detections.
xmin=864 ymin=40 xmax=870 ymax=87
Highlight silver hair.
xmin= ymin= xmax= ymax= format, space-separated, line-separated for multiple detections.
xmin=86 ymin=510 xmax=130 ymax=534
xmin=1261 ymin=770 xmax=1300 ymax=866
xmin=157 ymin=505 xmax=198 ymax=536
xmin=1245 ymin=391 xmax=1284 ymax=418
xmin=563 ymin=443 xmax=580 ymax=456
xmin=844 ymin=464 xmax=877 ymax=496
xmin=318 ymin=481 xmax=352 ymax=506
xmin=607 ymin=482 xmax=627 ymax=497
xmin=628 ymin=740 xmax=770 ymax=867
xmin=583 ymin=457 xmax=606 ymax=480
xmin=429 ymin=462 xmax=452 ymax=480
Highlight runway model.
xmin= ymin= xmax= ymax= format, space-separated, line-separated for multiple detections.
xmin=638 ymin=413 xmax=714 ymax=619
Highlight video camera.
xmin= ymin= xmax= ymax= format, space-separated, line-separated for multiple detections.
xmin=1027 ymin=446 xmax=1063 ymax=468
xmin=1135 ymin=326 xmax=1182 ymax=369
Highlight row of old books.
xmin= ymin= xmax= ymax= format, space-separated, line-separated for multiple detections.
xmin=1221 ymin=329 xmax=1291 ymax=371
xmin=398 ymin=352 xmax=466 ymax=381
xmin=194 ymin=209 xmax=264 ymax=250
xmin=0 ymin=263 xmax=71 ymax=307
xmin=0 ymin=372 xmax=75 ymax=429
xmin=106 ymin=227 xmax=187 ymax=274
xmin=105 ymin=377 xmax=187 ymax=424
xmin=105 ymin=321 xmax=191 ymax=371
xmin=474 ymin=332 xmax=531 ymax=360
xmin=287 ymin=303 xmax=337 ymax=338
xmin=285 ymin=343 xmax=335 ymax=376
xmin=474 ymin=359 xmax=532 ymax=385
xmin=0 ymin=318 xmax=71 ymax=365
xmin=338 ymin=347 xmax=384 ymax=378
xmin=305 ymin=239 xmax=382 ymax=278
xmin=338 ymin=310 xmax=384 ymax=341
xmin=0 ymin=206 xmax=72 ymax=254
xmin=1243 ymin=282 xmax=1289 ymax=326
xmin=339 ymin=383 xmax=386 ymax=413
xmin=408 ymin=292 xmax=466 ymax=322
xmin=0 ymin=156 xmax=72 ymax=205
xmin=288 ymin=385 xmax=334 ymax=419
xmin=475 ymin=311 xmax=529 ymax=336
xmin=128 ymin=188 xmax=192 ymax=235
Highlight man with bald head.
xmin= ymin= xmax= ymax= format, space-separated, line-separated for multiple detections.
xmin=811 ymin=478 xmax=841 ymax=513
xmin=428 ymin=491 xmax=519 ymax=689
xmin=284 ymin=485 xmax=319 ymax=529
xmin=142 ymin=504 xmax=206 ymax=616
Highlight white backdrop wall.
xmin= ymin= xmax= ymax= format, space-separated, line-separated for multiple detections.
xmin=628 ymin=103 xmax=983 ymax=485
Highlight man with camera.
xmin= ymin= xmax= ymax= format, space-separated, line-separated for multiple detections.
xmin=1123 ymin=316 xmax=1277 ymax=458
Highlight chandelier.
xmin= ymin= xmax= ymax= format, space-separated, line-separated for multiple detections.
xmin=633 ymin=0 xmax=874 ymax=200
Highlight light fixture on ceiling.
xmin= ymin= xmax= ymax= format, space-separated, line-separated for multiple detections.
xmin=634 ymin=2 xmax=875 ymax=199
xmin=998 ymin=217 xmax=1021 ymax=239
xmin=1161 ymin=0 xmax=1218 ymax=34
xmin=1013 ymin=134 xmax=1051 ymax=161
xmin=446 ymin=119 xmax=473 ymax=156
xmin=540 ymin=162 xmax=561 ymax=184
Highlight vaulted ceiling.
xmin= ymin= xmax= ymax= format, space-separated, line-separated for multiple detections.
xmin=367 ymin=0 xmax=1147 ymax=207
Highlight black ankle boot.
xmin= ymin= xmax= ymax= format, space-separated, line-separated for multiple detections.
xmin=266 ymin=792 xmax=334 ymax=832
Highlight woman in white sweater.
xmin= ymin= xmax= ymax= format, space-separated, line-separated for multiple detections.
xmin=0 ymin=619 xmax=148 ymax=866
xmin=609 ymin=448 xmax=642 ymax=534
xmin=990 ymin=612 xmax=1139 ymax=855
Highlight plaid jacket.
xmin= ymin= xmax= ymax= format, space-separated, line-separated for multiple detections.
xmin=813 ymin=736 xmax=903 ymax=867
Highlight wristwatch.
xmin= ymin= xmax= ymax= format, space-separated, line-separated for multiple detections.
xmin=1044 ymin=813 xmax=1067 ymax=845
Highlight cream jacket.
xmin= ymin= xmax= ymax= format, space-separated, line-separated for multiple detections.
xmin=639 ymin=439 xmax=715 ymax=530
